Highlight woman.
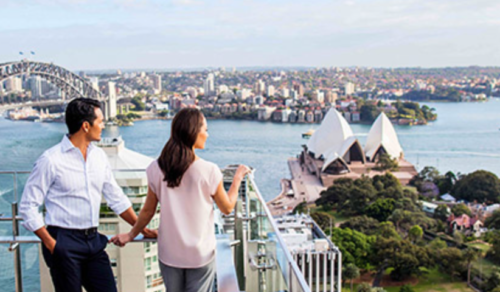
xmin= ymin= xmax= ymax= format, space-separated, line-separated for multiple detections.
xmin=111 ymin=108 xmax=250 ymax=292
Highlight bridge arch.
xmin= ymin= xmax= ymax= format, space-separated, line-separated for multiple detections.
xmin=0 ymin=61 xmax=102 ymax=100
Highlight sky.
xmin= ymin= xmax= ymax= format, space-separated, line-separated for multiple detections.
xmin=1 ymin=0 xmax=499 ymax=71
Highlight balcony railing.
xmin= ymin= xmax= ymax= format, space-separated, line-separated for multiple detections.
xmin=0 ymin=169 xmax=315 ymax=292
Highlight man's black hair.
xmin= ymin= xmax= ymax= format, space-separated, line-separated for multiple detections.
xmin=65 ymin=98 xmax=102 ymax=135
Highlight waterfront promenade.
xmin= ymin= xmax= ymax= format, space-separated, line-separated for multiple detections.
xmin=267 ymin=157 xmax=326 ymax=216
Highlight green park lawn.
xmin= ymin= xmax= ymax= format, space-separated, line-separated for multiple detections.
xmin=467 ymin=242 xmax=491 ymax=253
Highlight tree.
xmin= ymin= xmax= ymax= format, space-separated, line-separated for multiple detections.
xmin=360 ymin=104 xmax=380 ymax=122
xmin=435 ymin=171 xmax=456 ymax=195
xmin=357 ymin=283 xmax=372 ymax=292
xmin=389 ymin=208 xmax=436 ymax=232
xmin=414 ymin=166 xmax=441 ymax=184
xmin=453 ymin=230 xmax=464 ymax=245
xmin=340 ymin=216 xmax=380 ymax=235
xmin=389 ymin=209 xmax=405 ymax=232
xmin=408 ymin=225 xmax=423 ymax=243
xmin=462 ymin=248 xmax=480 ymax=287
xmin=451 ymin=203 xmax=471 ymax=217
xmin=310 ymin=211 xmax=334 ymax=232
xmin=316 ymin=178 xmax=354 ymax=209
xmin=433 ymin=204 xmax=450 ymax=222
xmin=343 ymin=263 xmax=360 ymax=292
xmin=485 ymin=209 xmax=500 ymax=229
xmin=484 ymin=271 xmax=500 ymax=292
xmin=364 ymin=198 xmax=396 ymax=222
xmin=377 ymin=222 xmax=400 ymax=239
xmin=451 ymin=170 xmax=500 ymax=203
xmin=487 ymin=231 xmax=500 ymax=264
xmin=436 ymin=247 xmax=466 ymax=279
xmin=371 ymin=237 xmax=432 ymax=285
xmin=131 ymin=96 xmax=145 ymax=111
xmin=292 ymin=201 xmax=307 ymax=214
xmin=330 ymin=228 xmax=375 ymax=269
xmin=375 ymin=153 xmax=399 ymax=171
xmin=373 ymin=173 xmax=405 ymax=200
xmin=316 ymin=177 xmax=376 ymax=216
xmin=429 ymin=238 xmax=448 ymax=250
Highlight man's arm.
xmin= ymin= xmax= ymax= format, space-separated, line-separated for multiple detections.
xmin=111 ymin=188 xmax=159 ymax=246
xmin=102 ymin=157 xmax=156 ymax=237
xmin=118 ymin=207 xmax=157 ymax=238
xmin=19 ymin=155 xmax=56 ymax=252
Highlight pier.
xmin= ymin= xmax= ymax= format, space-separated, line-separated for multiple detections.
xmin=267 ymin=157 xmax=326 ymax=216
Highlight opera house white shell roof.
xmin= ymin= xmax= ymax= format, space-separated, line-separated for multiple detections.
xmin=306 ymin=108 xmax=366 ymax=173
xmin=364 ymin=112 xmax=403 ymax=162
xmin=306 ymin=108 xmax=356 ymax=159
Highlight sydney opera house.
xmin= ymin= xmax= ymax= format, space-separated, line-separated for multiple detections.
xmin=300 ymin=108 xmax=418 ymax=186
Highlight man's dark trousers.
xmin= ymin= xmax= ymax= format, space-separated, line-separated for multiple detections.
xmin=41 ymin=226 xmax=117 ymax=292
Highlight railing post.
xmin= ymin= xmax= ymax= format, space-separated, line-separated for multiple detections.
xmin=234 ymin=200 xmax=245 ymax=290
xmin=337 ymin=252 xmax=341 ymax=292
xmin=11 ymin=202 xmax=23 ymax=292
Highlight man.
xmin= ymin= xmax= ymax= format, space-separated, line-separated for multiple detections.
xmin=20 ymin=98 xmax=155 ymax=292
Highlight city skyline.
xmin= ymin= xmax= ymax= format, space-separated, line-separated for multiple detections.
xmin=1 ymin=0 xmax=499 ymax=71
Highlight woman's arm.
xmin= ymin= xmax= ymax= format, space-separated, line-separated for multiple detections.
xmin=213 ymin=165 xmax=251 ymax=215
xmin=110 ymin=187 xmax=159 ymax=247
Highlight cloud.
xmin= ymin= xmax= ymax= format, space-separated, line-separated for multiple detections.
xmin=0 ymin=0 xmax=499 ymax=69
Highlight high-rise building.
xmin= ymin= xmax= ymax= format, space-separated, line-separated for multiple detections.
xmin=266 ymin=85 xmax=275 ymax=97
xmin=90 ymin=77 xmax=100 ymax=91
xmin=5 ymin=78 xmax=16 ymax=92
xmin=344 ymin=82 xmax=355 ymax=95
xmin=204 ymin=73 xmax=215 ymax=97
xmin=237 ymin=88 xmax=252 ymax=101
xmin=311 ymin=89 xmax=324 ymax=103
xmin=29 ymin=76 xmax=43 ymax=99
xmin=104 ymin=82 xmax=117 ymax=120
xmin=254 ymin=80 xmax=265 ymax=95
xmin=293 ymin=84 xmax=304 ymax=97
xmin=281 ymin=88 xmax=290 ymax=98
xmin=151 ymin=74 xmax=162 ymax=94
xmin=324 ymin=90 xmax=337 ymax=104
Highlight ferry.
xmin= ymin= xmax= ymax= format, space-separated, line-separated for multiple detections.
xmin=302 ymin=129 xmax=315 ymax=139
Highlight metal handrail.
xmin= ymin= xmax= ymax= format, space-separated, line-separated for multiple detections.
xmin=247 ymin=173 xmax=312 ymax=292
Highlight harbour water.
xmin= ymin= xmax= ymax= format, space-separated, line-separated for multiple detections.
xmin=1 ymin=100 xmax=500 ymax=290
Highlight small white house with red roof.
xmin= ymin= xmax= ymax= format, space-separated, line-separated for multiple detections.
xmin=448 ymin=214 xmax=484 ymax=237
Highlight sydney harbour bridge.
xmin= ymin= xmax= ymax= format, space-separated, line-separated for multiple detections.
xmin=0 ymin=60 xmax=116 ymax=120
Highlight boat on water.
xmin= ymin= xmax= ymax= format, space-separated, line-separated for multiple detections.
xmin=302 ymin=129 xmax=315 ymax=138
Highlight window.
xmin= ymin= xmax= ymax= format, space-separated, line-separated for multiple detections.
xmin=144 ymin=242 xmax=151 ymax=253
xmin=153 ymin=255 xmax=157 ymax=263
xmin=148 ymin=218 xmax=159 ymax=229
xmin=99 ymin=223 xmax=117 ymax=232
xmin=110 ymin=258 xmax=117 ymax=267
xmin=145 ymin=257 xmax=152 ymax=271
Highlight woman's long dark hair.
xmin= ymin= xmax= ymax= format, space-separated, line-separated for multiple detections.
xmin=158 ymin=108 xmax=204 ymax=187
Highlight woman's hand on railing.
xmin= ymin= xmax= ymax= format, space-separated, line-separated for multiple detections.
xmin=234 ymin=165 xmax=251 ymax=181
xmin=110 ymin=232 xmax=134 ymax=247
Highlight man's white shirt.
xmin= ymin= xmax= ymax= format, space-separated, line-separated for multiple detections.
xmin=20 ymin=135 xmax=131 ymax=232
